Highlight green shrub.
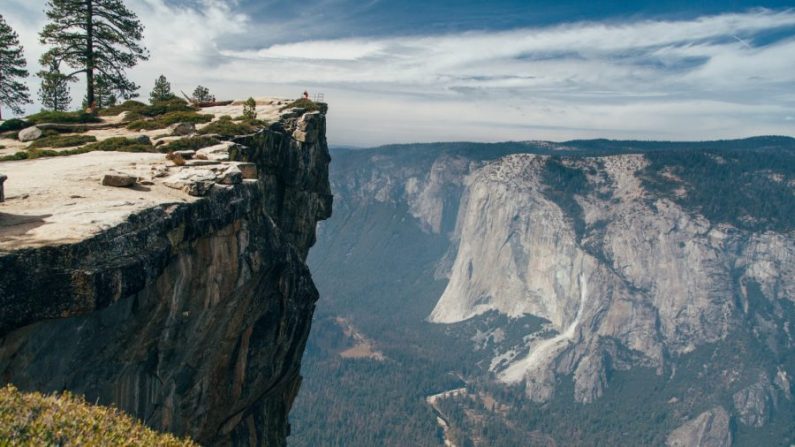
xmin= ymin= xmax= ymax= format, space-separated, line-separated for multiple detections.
xmin=0 ymin=137 xmax=155 ymax=161
xmin=0 ymin=151 xmax=29 ymax=161
xmin=198 ymin=116 xmax=265 ymax=137
xmin=0 ymin=385 xmax=197 ymax=446
xmin=99 ymin=98 xmax=195 ymax=118
xmin=0 ymin=118 xmax=33 ymax=132
xmin=28 ymin=134 xmax=97 ymax=149
xmin=159 ymin=136 xmax=220 ymax=153
xmin=280 ymin=98 xmax=322 ymax=112
xmin=26 ymin=111 xmax=102 ymax=124
xmin=97 ymin=100 xmax=149 ymax=116
xmin=81 ymin=137 xmax=155 ymax=153
xmin=243 ymin=97 xmax=257 ymax=120
xmin=127 ymin=111 xmax=213 ymax=130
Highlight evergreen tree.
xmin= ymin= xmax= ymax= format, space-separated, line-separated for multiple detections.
xmin=243 ymin=97 xmax=257 ymax=120
xmin=0 ymin=15 xmax=32 ymax=119
xmin=39 ymin=0 xmax=149 ymax=112
xmin=37 ymin=61 xmax=72 ymax=112
xmin=149 ymin=75 xmax=175 ymax=103
xmin=82 ymin=75 xmax=116 ymax=109
xmin=191 ymin=85 xmax=214 ymax=103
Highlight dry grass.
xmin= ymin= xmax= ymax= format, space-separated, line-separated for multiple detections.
xmin=0 ymin=384 xmax=198 ymax=446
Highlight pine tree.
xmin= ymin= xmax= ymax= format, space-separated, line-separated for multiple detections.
xmin=243 ymin=97 xmax=257 ymax=120
xmin=191 ymin=85 xmax=214 ymax=103
xmin=82 ymin=75 xmax=116 ymax=109
xmin=0 ymin=15 xmax=32 ymax=119
xmin=39 ymin=0 xmax=149 ymax=112
xmin=38 ymin=61 xmax=72 ymax=112
xmin=149 ymin=75 xmax=175 ymax=103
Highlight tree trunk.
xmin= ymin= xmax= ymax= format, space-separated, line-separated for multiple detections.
xmin=85 ymin=0 xmax=95 ymax=113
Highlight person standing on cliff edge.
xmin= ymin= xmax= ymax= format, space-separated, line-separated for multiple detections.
xmin=303 ymin=90 xmax=309 ymax=100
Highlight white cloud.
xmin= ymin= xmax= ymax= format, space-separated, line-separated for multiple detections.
xmin=2 ymin=3 xmax=794 ymax=146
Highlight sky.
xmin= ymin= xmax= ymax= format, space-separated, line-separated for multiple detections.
xmin=2 ymin=0 xmax=795 ymax=146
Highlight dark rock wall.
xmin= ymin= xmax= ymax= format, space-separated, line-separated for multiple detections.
xmin=0 ymin=111 xmax=332 ymax=446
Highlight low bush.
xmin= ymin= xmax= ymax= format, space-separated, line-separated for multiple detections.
xmin=100 ymin=98 xmax=196 ymax=118
xmin=97 ymin=100 xmax=149 ymax=116
xmin=280 ymin=98 xmax=323 ymax=112
xmin=26 ymin=111 xmax=102 ymax=124
xmin=0 ymin=151 xmax=28 ymax=161
xmin=81 ymin=137 xmax=155 ymax=153
xmin=159 ymin=136 xmax=220 ymax=153
xmin=0 ymin=385 xmax=197 ymax=446
xmin=0 ymin=137 xmax=155 ymax=161
xmin=198 ymin=116 xmax=266 ymax=137
xmin=0 ymin=118 xmax=33 ymax=132
xmin=28 ymin=134 xmax=97 ymax=149
xmin=127 ymin=111 xmax=213 ymax=131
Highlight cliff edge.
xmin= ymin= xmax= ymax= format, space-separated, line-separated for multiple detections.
xmin=0 ymin=99 xmax=332 ymax=446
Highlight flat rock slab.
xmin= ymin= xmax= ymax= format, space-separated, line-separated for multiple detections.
xmin=0 ymin=151 xmax=190 ymax=250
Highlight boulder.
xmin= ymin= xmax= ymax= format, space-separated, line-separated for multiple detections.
xmin=235 ymin=162 xmax=258 ymax=179
xmin=163 ymin=169 xmax=219 ymax=197
xmin=168 ymin=122 xmax=196 ymax=137
xmin=18 ymin=126 xmax=42 ymax=142
xmin=174 ymin=150 xmax=196 ymax=160
xmin=101 ymin=173 xmax=137 ymax=188
xmin=131 ymin=135 xmax=151 ymax=145
xmin=219 ymin=166 xmax=243 ymax=185
xmin=196 ymin=142 xmax=233 ymax=161
xmin=0 ymin=173 xmax=6 ymax=202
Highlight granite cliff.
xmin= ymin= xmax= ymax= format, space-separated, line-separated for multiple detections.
xmin=0 ymin=101 xmax=331 ymax=446
xmin=292 ymin=138 xmax=795 ymax=446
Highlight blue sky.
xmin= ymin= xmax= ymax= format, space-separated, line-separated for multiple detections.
xmin=3 ymin=0 xmax=795 ymax=145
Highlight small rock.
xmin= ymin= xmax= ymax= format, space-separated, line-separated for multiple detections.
xmin=163 ymin=170 xmax=219 ymax=197
xmin=219 ymin=166 xmax=243 ymax=185
xmin=131 ymin=135 xmax=151 ymax=145
xmin=174 ymin=150 xmax=195 ymax=160
xmin=196 ymin=152 xmax=209 ymax=160
xmin=196 ymin=143 xmax=232 ymax=161
xmin=184 ymin=181 xmax=215 ymax=196
xmin=0 ymin=173 xmax=7 ymax=202
xmin=18 ymin=126 xmax=42 ymax=142
xmin=236 ymin=163 xmax=258 ymax=179
xmin=168 ymin=122 xmax=196 ymax=136
xmin=101 ymin=173 xmax=137 ymax=187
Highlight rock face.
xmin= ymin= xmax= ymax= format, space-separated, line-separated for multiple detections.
xmin=299 ymin=139 xmax=795 ymax=444
xmin=0 ymin=111 xmax=332 ymax=445
xmin=666 ymin=407 xmax=732 ymax=447
xmin=430 ymin=153 xmax=794 ymax=404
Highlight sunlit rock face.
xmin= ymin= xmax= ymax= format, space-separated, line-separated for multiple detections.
xmin=430 ymin=153 xmax=793 ymax=405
